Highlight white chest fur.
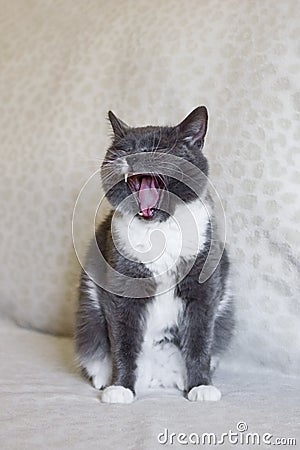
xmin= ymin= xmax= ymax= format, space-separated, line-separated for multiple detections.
xmin=113 ymin=199 xmax=210 ymax=274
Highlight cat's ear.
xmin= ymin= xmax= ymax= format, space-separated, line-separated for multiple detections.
xmin=176 ymin=106 xmax=208 ymax=146
xmin=108 ymin=111 xmax=129 ymax=138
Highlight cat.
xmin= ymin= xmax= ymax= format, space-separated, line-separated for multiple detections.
xmin=75 ymin=106 xmax=234 ymax=403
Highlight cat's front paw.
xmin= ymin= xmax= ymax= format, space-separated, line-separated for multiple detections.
xmin=92 ymin=374 xmax=107 ymax=390
xmin=101 ymin=385 xmax=134 ymax=404
xmin=187 ymin=385 xmax=221 ymax=402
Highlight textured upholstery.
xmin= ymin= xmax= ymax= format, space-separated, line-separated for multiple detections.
xmin=1 ymin=1 xmax=300 ymax=447
xmin=0 ymin=318 xmax=299 ymax=449
xmin=0 ymin=0 xmax=300 ymax=421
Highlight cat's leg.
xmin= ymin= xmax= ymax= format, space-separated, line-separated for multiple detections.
xmin=82 ymin=354 xmax=112 ymax=390
xmin=210 ymin=355 xmax=220 ymax=373
xmin=213 ymin=292 xmax=235 ymax=355
xmin=75 ymin=277 xmax=112 ymax=390
xmin=101 ymin=298 xmax=145 ymax=404
xmin=210 ymin=294 xmax=235 ymax=373
xmin=180 ymin=298 xmax=221 ymax=402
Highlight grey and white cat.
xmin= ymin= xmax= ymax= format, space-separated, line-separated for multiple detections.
xmin=75 ymin=107 xmax=234 ymax=403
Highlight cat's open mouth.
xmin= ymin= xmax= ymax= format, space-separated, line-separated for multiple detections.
xmin=126 ymin=174 xmax=164 ymax=219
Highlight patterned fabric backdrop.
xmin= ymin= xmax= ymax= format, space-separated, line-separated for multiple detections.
xmin=0 ymin=0 xmax=299 ymax=373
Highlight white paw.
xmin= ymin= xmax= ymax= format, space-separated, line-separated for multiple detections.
xmin=175 ymin=378 xmax=185 ymax=391
xmin=188 ymin=385 xmax=221 ymax=402
xmin=101 ymin=385 xmax=134 ymax=404
xmin=83 ymin=355 xmax=112 ymax=390
xmin=92 ymin=373 xmax=107 ymax=390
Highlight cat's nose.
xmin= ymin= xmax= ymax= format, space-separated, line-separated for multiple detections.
xmin=126 ymin=159 xmax=141 ymax=174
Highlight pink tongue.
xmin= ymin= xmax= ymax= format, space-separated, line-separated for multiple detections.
xmin=138 ymin=177 xmax=159 ymax=217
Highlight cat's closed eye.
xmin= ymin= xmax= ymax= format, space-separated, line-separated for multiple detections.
xmin=195 ymin=139 xmax=204 ymax=149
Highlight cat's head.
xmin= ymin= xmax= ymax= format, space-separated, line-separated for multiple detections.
xmin=101 ymin=107 xmax=209 ymax=221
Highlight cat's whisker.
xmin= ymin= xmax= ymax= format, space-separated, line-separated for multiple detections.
xmin=152 ymin=128 xmax=162 ymax=154
xmin=156 ymin=173 xmax=167 ymax=190
xmin=79 ymin=155 xmax=107 ymax=163
xmin=152 ymin=160 xmax=184 ymax=179
xmin=101 ymin=169 xmax=116 ymax=185
xmin=151 ymin=128 xmax=156 ymax=154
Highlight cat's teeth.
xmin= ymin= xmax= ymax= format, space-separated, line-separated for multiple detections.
xmin=124 ymin=173 xmax=128 ymax=183
xmin=138 ymin=212 xmax=143 ymax=216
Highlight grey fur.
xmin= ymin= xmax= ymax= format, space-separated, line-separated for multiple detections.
xmin=75 ymin=107 xmax=234 ymax=397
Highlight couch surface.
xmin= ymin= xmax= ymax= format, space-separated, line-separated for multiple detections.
xmin=1 ymin=0 xmax=300 ymax=448
xmin=0 ymin=318 xmax=299 ymax=450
